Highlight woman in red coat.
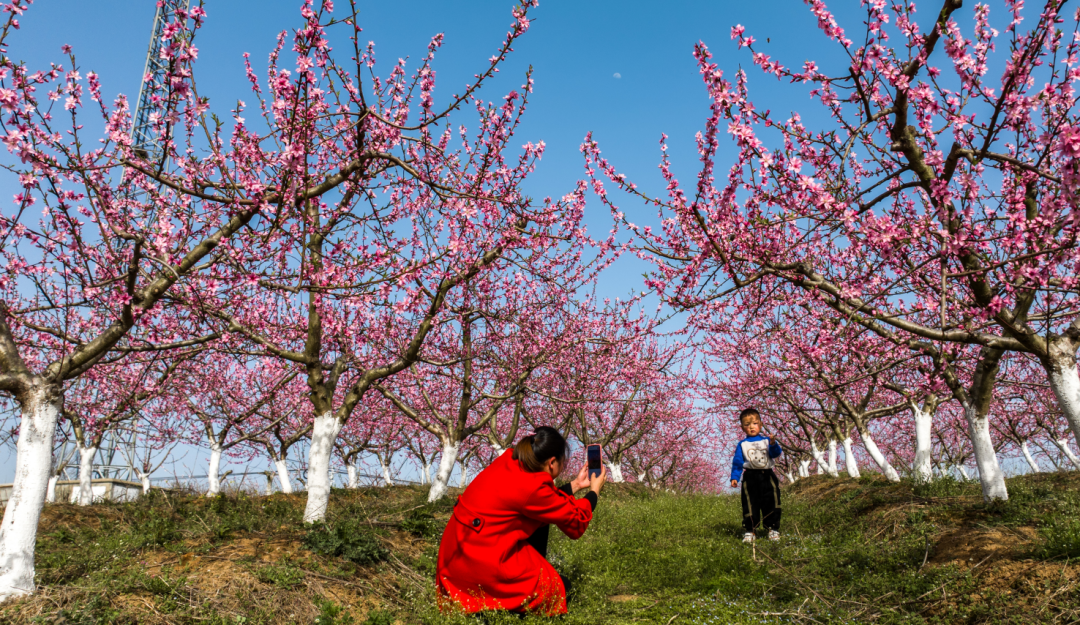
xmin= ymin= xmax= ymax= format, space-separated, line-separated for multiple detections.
xmin=436 ymin=427 xmax=607 ymax=616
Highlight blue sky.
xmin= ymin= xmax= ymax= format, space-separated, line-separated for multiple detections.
xmin=2 ymin=0 xmax=858 ymax=300
xmin=0 ymin=0 xmax=998 ymax=484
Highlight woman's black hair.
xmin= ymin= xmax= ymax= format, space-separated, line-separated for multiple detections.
xmin=513 ymin=426 xmax=570 ymax=473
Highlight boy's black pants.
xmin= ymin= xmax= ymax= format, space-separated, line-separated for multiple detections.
xmin=740 ymin=468 xmax=781 ymax=533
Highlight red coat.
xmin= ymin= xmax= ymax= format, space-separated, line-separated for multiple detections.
xmin=436 ymin=450 xmax=593 ymax=615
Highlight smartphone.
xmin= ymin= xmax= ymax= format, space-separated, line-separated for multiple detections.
xmin=587 ymin=444 xmax=602 ymax=479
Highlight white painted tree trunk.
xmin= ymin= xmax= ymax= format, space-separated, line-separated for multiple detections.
xmin=206 ymin=443 xmax=223 ymax=497
xmin=958 ymin=465 xmax=971 ymax=481
xmin=458 ymin=459 xmax=469 ymax=487
xmin=1052 ymin=438 xmax=1080 ymax=470
xmin=379 ymin=457 xmax=394 ymax=487
xmin=274 ymin=458 xmax=293 ymax=494
xmin=422 ymin=461 xmax=432 ymax=485
xmin=0 ymin=388 xmax=61 ymax=601
xmin=490 ymin=444 xmax=505 ymax=457
xmin=605 ymin=461 xmax=625 ymax=483
xmin=76 ymin=445 xmax=97 ymax=506
xmin=264 ymin=473 xmax=274 ymax=495
xmin=346 ymin=463 xmax=359 ymax=489
xmin=45 ymin=475 xmax=58 ymax=504
xmin=1020 ymin=441 xmax=1042 ymax=473
xmin=137 ymin=472 xmax=151 ymax=494
xmin=842 ymin=437 xmax=860 ymax=478
xmin=913 ymin=404 xmax=934 ymax=484
xmin=810 ymin=440 xmax=836 ymax=477
xmin=798 ymin=459 xmax=810 ymax=478
xmin=827 ymin=439 xmax=838 ymax=477
xmin=964 ymin=403 xmax=1008 ymax=500
xmin=810 ymin=441 xmax=825 ymax=475
xmin=784 ymin=471 xmax=796 ymax=483
xmin=303 ymin=413 xmax=343 ymax=523
xmin=1046 ymin=352 xmax=1080 ymax=449
xmin=427 ymin=440 xmax=461 ymax=502
xmin=858 ymin=429 xmax=901 ymax=482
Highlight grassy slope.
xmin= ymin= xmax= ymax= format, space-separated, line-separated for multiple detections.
xmin=5 ymin=472 xmax=1080 ymax=625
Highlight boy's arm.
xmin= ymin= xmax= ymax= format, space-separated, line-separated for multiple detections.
xmin=730 ymin=442 xmax=745 ymax=484
xmin=768 ymin=437 xmax=783 ymax=458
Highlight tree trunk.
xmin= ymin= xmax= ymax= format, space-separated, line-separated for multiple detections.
xmin=963 ymin=402 xmax=1008 ymax=500
xmin=1020 ymin=441 xmax=1042 ymax=473
xmin=422 ymin=461 xmax=432 ymax=485
xmin=303 ymin=413 xmax=343 ymax=523
xmin=842 ymin=437 xmax=860 ymax=478
xmin=45 ymin=475 xmax=58 ymax=504
xmin=346 ymin=463 xmax=359 ymax=489
xmin=427 ymin=440 xmax=461 ymax=502
xmin=264 ymin=473 xmax=275 ymax=495
xmin=274 ymin=458 xmax=293 ymax=494
xmin=856 ymin=428 xmax=900 ymax=482
xmin=1052 ymin=438 xmax=1080 ymax=470
xmin=379 ymin=456 xmax=394 ymax=487
xmin=913 ymin=404 xmax=934 ymax=484
xmin=1045 ymin=345 xmax=1080 ymax=449
xmin=75 ymin=444 xmax=97 ymax=506
xmin=827 ymin=439 xmax=838 ymax=476
xmin=810 ymin=440 xmax=835 ymax=477
xmin=490 ymin=444 xmax=505 ymax=457
xmin=605 ymin=461 xmax=625 ymax=483
xmin=958 ymin=464 xmax=971 ymax=481
xmin=0 ymin=386 xmax=61 ymax=601
xmin=798 ymin=459 xmax=810 ymax=478
xmin=206 ymin=442 xmax=223 ymax=497
xmin=784 ymin=471 xmax=795 ymax=483
xmin=137 ymin=472 xmax=151 ymax=494
xmin=458 ymin=458 xmax=469 ymax=487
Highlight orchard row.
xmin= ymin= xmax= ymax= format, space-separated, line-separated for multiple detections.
xmin=2 ymin=0 xmax=1080 ymax=609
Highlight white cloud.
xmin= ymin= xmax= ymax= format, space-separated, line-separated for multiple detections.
xmin=613 ymin=72 xmax=622 ymax=79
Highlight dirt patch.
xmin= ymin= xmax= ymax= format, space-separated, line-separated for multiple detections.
xmin=607 ymin=594 xmax=639 ymax=602
xmin=785 ymin=475 xmax=865 ymax=504
xmin=930 ymin=526 xmax=1038 ymax=566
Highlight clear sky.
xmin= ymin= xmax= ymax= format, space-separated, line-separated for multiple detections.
xmin=0 ymin=0 xmax=997 ymax=485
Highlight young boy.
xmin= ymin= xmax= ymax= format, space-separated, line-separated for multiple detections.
xmin=729 ymin=407 xmax=783 ymax=543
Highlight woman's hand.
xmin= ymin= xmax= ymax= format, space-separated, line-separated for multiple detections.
xmin=570 ymin=464 xmax=591 ymax=493
xmin=589 ymin=464 xmax=607 ymax=496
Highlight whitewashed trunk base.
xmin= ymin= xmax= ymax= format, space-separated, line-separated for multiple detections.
xmin=1021 ymin=441 xmax=1042 ymax=473
xmin=913 ymin=405 xmax=934 ymax=484
xmin=76 ymin=445 xmax=97 ymax=506
xmin=275 ymin=458 xmax=293 ymax=494
xmin=0 ymin=387 xmax=61 ymax=601
xmin=859 ymin=430 xmax=901 ymax=482
xmin=428 ymin=441 xmax=461 ymax=502
xmin=965 ymin=403 xmax=1007 ymax=500
xmin=302 ymin=414 xmax=343 ymax=523
xmin=206 ymin=444 xmax=223 ymax=497
xmin=842 ymin=438 xmax=861 ymax=478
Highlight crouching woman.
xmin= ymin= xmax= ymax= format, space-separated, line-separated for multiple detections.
xmin=436 ymin=427 xmax=606 ymax=616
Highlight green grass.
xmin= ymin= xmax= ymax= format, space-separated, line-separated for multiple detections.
xmin=6 ymin=473 xmax=1080 ymax=624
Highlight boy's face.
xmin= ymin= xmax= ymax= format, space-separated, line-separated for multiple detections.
xmin=740 ymin=416 xmax=762 ymax=437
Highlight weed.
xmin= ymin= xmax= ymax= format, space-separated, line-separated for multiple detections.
xmin=303 ymin=520 xmax=388 ymax=565
xmin=253 ymin=561 xmax=305 ymax=588
xmin=401 ymin=510 xmax=441 ymax=538
xmin=362 ymin=609 xmax=393 ymax=625
xmin=313 ymin=599 xmax=355 ymax=625
xmin=1042 ymin=516 xmax=1080 ymax=559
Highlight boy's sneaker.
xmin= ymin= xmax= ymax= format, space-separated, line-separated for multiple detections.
xmin=768 ymin=530 xmax=781 ymax=542
xmin=742 ymin=532 xmax=755 ymax=543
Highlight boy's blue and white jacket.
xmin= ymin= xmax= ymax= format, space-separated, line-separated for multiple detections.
xmin=730 ymin=435 xmax=783 ymax=482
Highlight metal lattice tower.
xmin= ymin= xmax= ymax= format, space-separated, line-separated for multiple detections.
xmin=130 ymin=0 xmax=193 ymax=162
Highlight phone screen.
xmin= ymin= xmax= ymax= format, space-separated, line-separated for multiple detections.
xmin=587 ymin=445 xmax=602 ymax=477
